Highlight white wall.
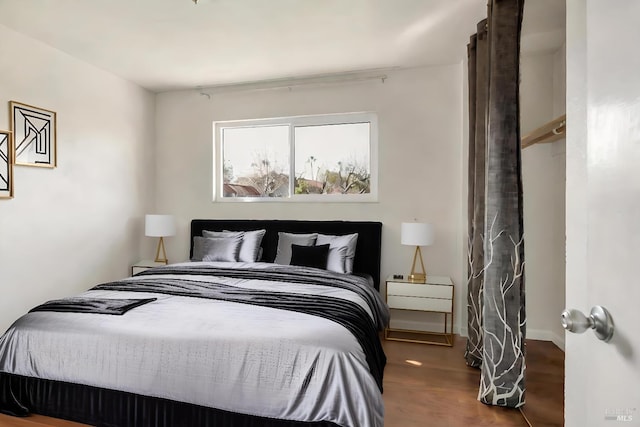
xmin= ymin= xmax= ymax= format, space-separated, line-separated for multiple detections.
xmin=0 ymin=24 xmax=567 ymax=345
xmin=155 ymin=65 xmax=466 ymax=333
xmin=0 ymin=25 xmax=156 ymax=332
xmin=520 ymin=50 xmax=566 ymax=349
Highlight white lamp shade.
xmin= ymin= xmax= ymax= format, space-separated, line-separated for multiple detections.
xmin=145 ymin=214 xmax=176 ymax=237
xmin=401 ymin=222 xmax=434 ymax=246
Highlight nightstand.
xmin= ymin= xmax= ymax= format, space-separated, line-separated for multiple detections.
xmin=131 ymin=260 xmax=166 ymax=276
xmin=385 ymin=275 xmax=454 ymax=346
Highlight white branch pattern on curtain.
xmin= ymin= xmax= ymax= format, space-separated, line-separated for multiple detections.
xmin=478 ymin=214 xmax=526 ymax=405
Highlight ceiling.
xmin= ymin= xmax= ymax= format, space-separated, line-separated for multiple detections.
xmin=0 ymin=0 xmax=565 ymax=93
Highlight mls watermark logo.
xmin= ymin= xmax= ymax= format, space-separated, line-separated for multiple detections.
xmin=605 ymin=408 xmax=636 ymax=422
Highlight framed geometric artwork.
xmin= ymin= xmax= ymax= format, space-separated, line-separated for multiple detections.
xmin=0 ymin=130 xmax=13 ymax=199
xmin=9 ymin=101 xmax=57 ymax=168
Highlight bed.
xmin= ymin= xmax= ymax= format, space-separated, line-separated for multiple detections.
xmin=0 ymin=219 xmax=387 ymax=427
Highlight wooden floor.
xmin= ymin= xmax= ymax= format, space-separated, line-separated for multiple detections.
xmin=0 ymin=335 xmax=564 ymax=427
xmin=383 ymin=335 xmax=564 ymax=427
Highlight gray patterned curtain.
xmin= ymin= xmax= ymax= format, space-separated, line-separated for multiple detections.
xmin=465 ymin=19 xmax=488 ymax=370
xmin=465 ymin=0 xmax=526 ymax=408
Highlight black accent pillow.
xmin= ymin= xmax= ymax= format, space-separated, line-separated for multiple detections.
xmin=290 ymin=244 xmax=330 ymax=269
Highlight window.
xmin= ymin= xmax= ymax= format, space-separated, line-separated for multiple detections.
xmin=214 ymin=113 xmax=378 ymax=202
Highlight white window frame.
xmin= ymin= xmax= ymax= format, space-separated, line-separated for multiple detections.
xmin=213 ymin=112 xmax=378 ymax=202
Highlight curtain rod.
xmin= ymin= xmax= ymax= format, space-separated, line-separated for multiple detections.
xmin=196 ymin=70 xmax=392 ymax=97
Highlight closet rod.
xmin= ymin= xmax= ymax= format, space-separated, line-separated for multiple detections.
xmin=521 ymin=114 xmax=566 ymax=148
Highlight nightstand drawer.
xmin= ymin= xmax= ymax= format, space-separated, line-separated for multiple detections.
xmin=387 ymin=282 xmax=453 ymax=299
xmin=388 ymin=295 xmax=452 ymax=312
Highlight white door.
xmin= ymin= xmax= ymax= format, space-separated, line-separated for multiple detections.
xmin=565 ymin=1 xmax=640 ymax=426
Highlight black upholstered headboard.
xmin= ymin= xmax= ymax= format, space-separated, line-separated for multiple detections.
xmin=190 ymin=220 xmax=383 ymax=290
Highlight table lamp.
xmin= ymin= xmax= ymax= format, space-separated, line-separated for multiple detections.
xmin=145 ymin=214 xmax=176 ymax=264
xmin=401 ymin=222 xmax=434 ymax=283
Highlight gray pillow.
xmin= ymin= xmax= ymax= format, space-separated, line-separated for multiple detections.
xmin=316 ymin=233 xmax=359 ymax=273
xmin=202 ymin=229 xmax=266 ymax=262
xmin=326 ymin=246 xmax=349 ymax=273
xmin=274 ymin=232 xmax=317 ymax=265
xmin=192 ymin=236 xmax=242 ymax=262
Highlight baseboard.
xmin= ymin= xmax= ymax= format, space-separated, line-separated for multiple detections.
xmin=551 ymin=331 xmax=565 ymax=351
xmin=527 ymin=329 xmax=565 ymax=351
xmin=449 ymin=327 xmax=565 ymax=351
xmin=527 ymin=328 xmax=553 ymax=342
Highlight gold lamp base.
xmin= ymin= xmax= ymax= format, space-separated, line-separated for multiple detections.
xmin=154 ymin=236 xmax=169 ymax=264
xmin=408 ymin=273 xmax=426 ymax=283
xmin=408 ymin=246 xmax=427 ymax=283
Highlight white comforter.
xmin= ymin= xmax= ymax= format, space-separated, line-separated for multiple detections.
xmin=0 ymin=262 xmax=388 ymax=427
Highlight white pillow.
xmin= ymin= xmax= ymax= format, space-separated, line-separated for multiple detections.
xmin=202 ymin=229 xmax=266 ymax=262
xmin=316 ymin=233 xmax=358 ymax=273
xmin=192 ymin=236 xmax=242 ymax=262
xmin=274 ymin=232 xmax=317 ymax=265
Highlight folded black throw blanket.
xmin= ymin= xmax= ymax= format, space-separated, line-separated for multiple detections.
xmin=29 ymin=297 xmax=157 ymax=315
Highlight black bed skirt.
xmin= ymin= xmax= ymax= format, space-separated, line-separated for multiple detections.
xmin=0 ymin=373 xmax=339 ymax=427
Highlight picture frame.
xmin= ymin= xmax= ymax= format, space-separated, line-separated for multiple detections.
xmin=0 ymin=130 xmax=14 ymax=199
xmin=9 ymin=101 xmax=57 ymax=168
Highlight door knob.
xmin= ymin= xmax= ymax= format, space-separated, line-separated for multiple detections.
xmin=561 ymin=306 xmax=614 ymax=342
